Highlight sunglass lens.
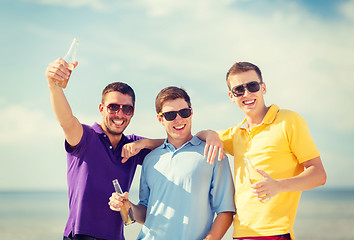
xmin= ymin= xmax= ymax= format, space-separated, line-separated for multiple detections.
xmin=179 ymin=108 xmax=192 ymax=118
xmin=122 ymin=105 xmax=134 ymax=115
xmin=247 ymin=82 xmax=260 ymax=93
xmin=163 ymin=111 xmax=178 ymax=121
xmin=233 ymin=86 xmax=245 ymax=97
xmin=108 ymin=104 xmax=120 ymax=111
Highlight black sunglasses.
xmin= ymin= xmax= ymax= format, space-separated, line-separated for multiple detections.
xmin=106 ymin=104 xmax=134 ymax=115
xmin=159 ymin=108 xmax=192 ymax=121
xmin=231 ymin=81 xmax=262 ymax=97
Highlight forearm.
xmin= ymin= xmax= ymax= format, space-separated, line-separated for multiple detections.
xmin=195 ymin=130 xmax=212 ymax=141
xmin=49 ymin=85 xmax=75 ymax=127
xmin=278 ymin=157 xmax=327 ymax=192
xmin=49 ymin=85 xmax=82 ymax=146
xmin=139 ymin=138 xmax=164 ymax=150
xmin=204 ymin=212 xmax=233 ymax=240
xmin=130 ymin=203 xmax=147 ymax=224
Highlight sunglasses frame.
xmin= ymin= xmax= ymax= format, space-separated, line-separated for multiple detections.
xmin=106 ymin=104 xmax=134 ymax=116
xmin=159 ymin=108 xmax=192 ymax=121
xmin=231 ymin=81 xmax=262 ymax=97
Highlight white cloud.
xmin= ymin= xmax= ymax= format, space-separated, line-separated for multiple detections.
xmin=27 ymin=0 xmax=108 ymax=11
xmin=0 ymin=105 xmax=61 ymax=144
xmin=339 ymin=0 xmax=354 ymax=22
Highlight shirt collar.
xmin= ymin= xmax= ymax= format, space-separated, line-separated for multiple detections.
xmin=239 ymin=104 xmax=279 ymax=129
xmin=92 ymin=122 xmax=127 ymax=141
xmin=161 ymin=135 xmax=201 ymax=150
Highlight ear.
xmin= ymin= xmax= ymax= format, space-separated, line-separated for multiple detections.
xmin=228 ymin=91 xmax=236 ymax=102
xmin=99 ymin=103 xmax=104 ymax=114
xmin=261 ymin=82 xmax=267 ymax=95
xmin=157 ymin=114 xmax=164 ymax=125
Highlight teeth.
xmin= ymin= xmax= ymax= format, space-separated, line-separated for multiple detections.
xmin=244 ymin=99 xmax=255 ymax=105
xmin=113 ymin=120 xmax=123 ymax=125
xmin=174 ymin=125 xmax=185 ymax=130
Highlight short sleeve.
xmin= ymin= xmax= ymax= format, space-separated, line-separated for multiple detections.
xmin=286 ymin=113 xmax=320 ymax=163
xmin=217 ymin=127 xmax=236 ymax=156
xmin=209 ymin=156 xmax=236 ymax=214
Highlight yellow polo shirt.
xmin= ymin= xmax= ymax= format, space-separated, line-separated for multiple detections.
xmin=218 ymin=105 xmax=320 ymax=240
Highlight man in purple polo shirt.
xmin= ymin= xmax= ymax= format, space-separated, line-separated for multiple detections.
xmin=45 ymin=58 xmax=163 ymax=240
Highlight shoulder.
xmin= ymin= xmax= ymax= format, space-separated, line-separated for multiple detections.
xmin=123 ymin=134 xmax=146 ymax=143
xmin=277 ymin=109 xmax=306 ymax=124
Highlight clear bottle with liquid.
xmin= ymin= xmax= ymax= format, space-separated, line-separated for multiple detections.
xmin=243 ymin=157 xmax=269 ymax=202
xmin=112 ymin=179 xmax=136 ymax=225
xmin=58 ymin=38 xmax=79 ymax=88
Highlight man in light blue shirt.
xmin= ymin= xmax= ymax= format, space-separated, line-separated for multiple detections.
xmin=109 ymin=86 xmax=235 ymax=240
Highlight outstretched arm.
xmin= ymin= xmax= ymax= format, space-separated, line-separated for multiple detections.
xmin=196 ymin=130 xmax=225 ymax=164
xmin=204 ymin=212 xmax=233 ymax=240
xmin=45 ymin=58 xmax=82 ymax=147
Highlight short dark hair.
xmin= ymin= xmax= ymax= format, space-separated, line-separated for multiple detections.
xmin=226 ymin=62 xmax=263 ymax=89
xmin=101 ymin=82 xmax=135 ymax=106
xmin=155 ymin=86 xmax=191 ymax=114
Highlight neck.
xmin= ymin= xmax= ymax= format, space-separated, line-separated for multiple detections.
xmin=245 ymin=105 xmax=269 ymax=129
xmin=100 ymin=124 xmax=123 ymax=150
xmin=167 ymin=134 xmax=193 ymax=149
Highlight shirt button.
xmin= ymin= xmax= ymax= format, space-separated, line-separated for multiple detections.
xmin=109 ymin=146 xmax=113 ymax=149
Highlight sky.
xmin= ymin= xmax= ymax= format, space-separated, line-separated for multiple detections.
xmin=0 ymin=0 xmax=353 ymax=191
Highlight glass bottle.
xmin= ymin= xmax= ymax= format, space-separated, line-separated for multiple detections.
xmin=243 ymin=157 xmax=269 ymax=202
xmin=58 ymin=38 xmax=79 ymax=88
xmin=112 ymin=179 xmax=136 ymax=225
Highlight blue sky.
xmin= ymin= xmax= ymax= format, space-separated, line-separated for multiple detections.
xmin=1 ymin=0 xmax=353 ymax=190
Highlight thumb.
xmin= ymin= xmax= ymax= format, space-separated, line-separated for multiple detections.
xmin=121 ymin=157 xmax=129 ymax=163
xmin=73 ymin=61 xmax=79 ymax=68
xmin=256 ymin=169 xmax=269 ymax=178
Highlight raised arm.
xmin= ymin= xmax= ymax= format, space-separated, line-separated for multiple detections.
xmin=196 ymin=130 xmax=225 ymax=164
xmin=45 ymin=58 xmax=83 ymax=147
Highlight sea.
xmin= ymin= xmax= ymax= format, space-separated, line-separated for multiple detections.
xmin=0 ymin=188 xmax=353 ymax=240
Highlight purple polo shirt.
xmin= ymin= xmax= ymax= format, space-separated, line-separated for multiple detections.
xmin=63 ymin=123 xmax=150 ymax=240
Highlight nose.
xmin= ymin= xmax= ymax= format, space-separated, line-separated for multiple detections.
xmin=242 ymin=88 xmax=253 ymax=97
xmin=114 ymin=108 xmax=125 ymax=117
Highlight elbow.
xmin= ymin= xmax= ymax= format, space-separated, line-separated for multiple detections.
xmin=319 ymin=171 xmax=327 ymax=186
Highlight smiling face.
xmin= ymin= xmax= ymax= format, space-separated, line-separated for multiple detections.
xmin=99 ymin=91 xmax=134 ymax=137
xmin=158 ymin=98 xmax=193 ymax=149
xmin=228 ymin=70 xmax=267 ymax=118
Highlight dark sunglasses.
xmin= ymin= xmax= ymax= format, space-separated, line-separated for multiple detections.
xmin=106 ymin=104 xmax=134 ymax=115
xmin=159 ymin=108 xmax=192 ymax=121
xmin=231 ymin=81 xmax=262 ymax=97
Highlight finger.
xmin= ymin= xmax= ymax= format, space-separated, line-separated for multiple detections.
xmin=211 ymin=146 xmax=218 ymax=165
xmin=48 ymin=64 xmax=70 ymax=80
xmin=207 ymin=145 xmax=213 ymax=164
xmin=256 ymin=169 xmax=269 ymax=178
xmin=121 ymin=157 xmax=129 ymax=163
xmin=218 ymin=148 xmax=225 ymax=161
xmin=204 ymin=144 xmax=209 ymax=158
xmin=108 ymin=201 xmax=122 ymax=211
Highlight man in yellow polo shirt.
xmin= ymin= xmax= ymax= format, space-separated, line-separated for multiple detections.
xmin=197 ymin=62 xmax=327 ymax=239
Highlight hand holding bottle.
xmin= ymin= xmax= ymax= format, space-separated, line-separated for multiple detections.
xmin=45 ymin=58 xmax=78 ymax=88
xmin=110 ymin=179 xmax=136 ymax=225
xmin=45 ymin=38 xmax=79 ymax=89
xmin=243 ymin=157 xmax=272 ymax=203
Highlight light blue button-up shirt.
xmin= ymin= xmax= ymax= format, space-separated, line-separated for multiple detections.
xmin=137 ymin=136 xmax=236 ymax=240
